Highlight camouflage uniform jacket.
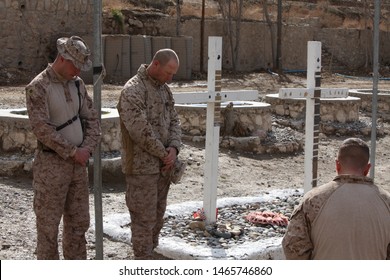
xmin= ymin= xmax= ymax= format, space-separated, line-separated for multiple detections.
xmin=117 ymin=64 xmax=181 ymax=175
xmin=25 ymin=64 xmax=101 ymax=159
xmin=282 ymin=175 xmax=390 ymax=259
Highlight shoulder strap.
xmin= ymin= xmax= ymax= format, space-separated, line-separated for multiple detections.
xmin=55 ymin=80 xmax=82 ymax=131
xmin=75 ymin=80 xmax=82 ymax=114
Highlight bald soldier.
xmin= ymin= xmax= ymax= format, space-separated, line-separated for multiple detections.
xmin=25 ymin=36 xmax=101 ymax=259
xmin=117 ymin=49 xmax=182 ymax=259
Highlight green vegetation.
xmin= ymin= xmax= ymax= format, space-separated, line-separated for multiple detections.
xmin=111 ymin=8 xmax=125 ymax=33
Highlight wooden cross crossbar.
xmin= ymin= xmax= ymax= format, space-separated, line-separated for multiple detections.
xmin=279 ymin=88 xmax=348 ymax=99
xmin=278 ymin=41 xmax=349 ymax=193
xmin=173 ymin=90 xmax=258 ymax=104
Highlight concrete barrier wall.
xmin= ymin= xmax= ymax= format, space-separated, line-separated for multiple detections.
xmin=1 ymin=1 xmax=390 ymax=81
xmin=167 ymin=18 xmax=390 ymax=72
xmin=101 ymin=35 xmax=192 ymax=83
xmin=78 ymin=34 xmax=192 ymax=84
xmin=104 ymin=35 xmax=131 ymax=83
xmin=171 ymin=36 xmax=193 ymax=80
xmin=129 ymin=35 xmax=152 ymax=77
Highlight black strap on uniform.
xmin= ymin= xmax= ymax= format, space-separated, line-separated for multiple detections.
xmin=55 ymin=115 xmax=78 ymax=131
xmin=75 ymin=80 xmax=82 ymax=114
xmin=55 ymin=80 xmax=82 ymax=131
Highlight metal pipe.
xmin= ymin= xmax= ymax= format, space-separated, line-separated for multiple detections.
xmin=200 ymin=0 xmax=206 ymax=73
xmin=93 ymin=0 xmax=103 ymax=260
xmin=176 ymin=0 xmax=181 ymax=36
xmin=370 ymin=0 xmax=381 ymax=179
xmin=276 ymin=0 xmax=282 ymax=74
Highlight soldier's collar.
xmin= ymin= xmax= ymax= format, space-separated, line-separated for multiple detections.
xmin=47 ymin=64 xmax=68 ymax=83
xmin=334 ymin=174 xmax=373 ymax=184
xmin=140 ymin=64 xmax=164 ymax=87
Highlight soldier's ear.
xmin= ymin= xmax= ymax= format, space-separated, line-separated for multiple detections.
xmin=363 ymin=163 xmax=371 ymax=176
xmin=335 ymin=159 xmax=341 ymax=174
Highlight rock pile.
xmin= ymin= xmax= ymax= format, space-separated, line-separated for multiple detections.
xmin=160 ymin=190 xmax=302 ymax=250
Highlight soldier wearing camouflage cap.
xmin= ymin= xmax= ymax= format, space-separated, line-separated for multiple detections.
xmin=25 ymin=35 xmax=101 ymax=259
xmin=117 ymin=49 xmax=182 ymax=259
xmin=282 ymin=138 xmax=390 ymax=259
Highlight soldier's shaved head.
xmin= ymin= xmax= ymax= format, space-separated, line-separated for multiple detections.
xmin=336 ymin=137 xmax=370 ymax=175
xmin=153 ymin=49 xmax=179 ymax=66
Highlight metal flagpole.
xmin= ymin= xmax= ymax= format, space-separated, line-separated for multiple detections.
xmin=93 ymin=0 xmax=103 ymax=260
xmin=370 ymin=0 xmax=381 ymax=178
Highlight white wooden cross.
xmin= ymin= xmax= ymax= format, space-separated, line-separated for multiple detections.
xmin=173 ymin=37 xmax=258 ymax=224
xmin=278 ymin=41 xmax=349 ymax=193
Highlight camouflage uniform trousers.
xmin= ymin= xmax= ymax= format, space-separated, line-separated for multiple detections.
xmin=32 ymin=151 xmax=90 ymax=260
xmin=125 ymin=173 xmax=170 ymax=260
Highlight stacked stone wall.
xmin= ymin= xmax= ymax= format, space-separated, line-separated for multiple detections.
xmin=0 ymin=0 xmax=93 ymax=72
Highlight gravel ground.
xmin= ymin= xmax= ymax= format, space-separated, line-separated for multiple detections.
xmin=1 ymin=71 xmax=390 ymax=260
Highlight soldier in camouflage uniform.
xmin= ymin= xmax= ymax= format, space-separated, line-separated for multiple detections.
xmin=282 ymin=138 xmax=390 ymax=259
xmin=25 ymin=36 xmax=101 ymax=259
xmin=117 ymin=49 xmax=182 ymax=259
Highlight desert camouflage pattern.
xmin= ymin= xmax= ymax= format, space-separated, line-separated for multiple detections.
xmin=118 ymin=64 xmax=182 ymax=259
xmin=117 ymin=64 xmax=181 ymax=175
xmin=282 ymin=175 xmax=390 ymax=260
xmin=33 ymin=152 xmax=90 ymax=259
xmin=25 ymin=64 xmax=101 ymax=259
xmin=26 ymin=64 xmax=101 ymax=158
xmin=125 ymin=174 xmax=170 ymax=259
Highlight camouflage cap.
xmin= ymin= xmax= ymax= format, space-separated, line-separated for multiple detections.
xmin=57 ymin=36 xmax=92 ymax=71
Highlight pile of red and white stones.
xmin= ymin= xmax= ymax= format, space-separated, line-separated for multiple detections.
xmin=161 ymin=190 xmax=302 ymax=249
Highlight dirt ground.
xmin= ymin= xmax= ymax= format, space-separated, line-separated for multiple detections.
xmin=1 ymin=70 xmax=390 ymax=260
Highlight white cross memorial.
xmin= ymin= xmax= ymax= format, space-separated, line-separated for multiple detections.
xmin=278 ymin=41 xmax=349 ymax=193
xmin=173 ymin=37 xmax=258 ymax=224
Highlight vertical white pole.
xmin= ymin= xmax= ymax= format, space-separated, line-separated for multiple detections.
xmin=304 ymin=41 xmax=321 ymax=193
xmin=203 ymin=37 xmax=222 ymax=224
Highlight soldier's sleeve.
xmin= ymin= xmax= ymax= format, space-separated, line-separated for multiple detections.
xmin=167 ymin=87 xmax=182 ymax=153
xmin=118 ymin=87 xmax=167 ymax=159
xmin=78 ymin=80 xmax=101 ymax=153
xmin=282 ymin=202 xmax=313 ymax=260
xmin=374 ymin=185 xmax=390 ymax=260
xmin=25 ymin=82 xmax=77 ymax=159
